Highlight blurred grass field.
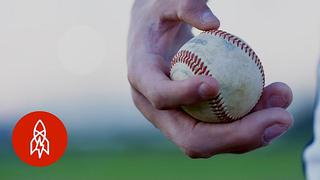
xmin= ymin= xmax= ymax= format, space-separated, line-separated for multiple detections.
xmin=0 ymin=106 xmax=312 ymax=180
xmin=0 ymin=138 xmax=307 ymax=180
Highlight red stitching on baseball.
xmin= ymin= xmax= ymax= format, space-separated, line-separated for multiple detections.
xmin=204 ymin=30 xmax=265 ymax=86
xmin=171 ymin=50 xmax=236 ymax=122
xmin=171 ymin=30 xmax=265 ymax=123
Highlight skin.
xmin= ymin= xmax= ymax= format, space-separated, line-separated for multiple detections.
xmin=127 ymin=0 xmax=293 ymax=158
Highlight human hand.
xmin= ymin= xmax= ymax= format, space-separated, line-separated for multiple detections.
xmin=127 ymin=0 xmax=293 ymax=158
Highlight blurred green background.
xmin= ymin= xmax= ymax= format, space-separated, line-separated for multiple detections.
xmin=0 ymin=143 xmax=309 ymax=180
xmin=0 ymin=103 xmax=314 ymax=180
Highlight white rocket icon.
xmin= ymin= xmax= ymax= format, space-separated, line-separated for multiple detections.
xmin=30 ymin=120 xmax=50 ymax=159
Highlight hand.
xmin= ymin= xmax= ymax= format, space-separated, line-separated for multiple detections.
xmin=127 ymin=0 xmax=293 ymax=158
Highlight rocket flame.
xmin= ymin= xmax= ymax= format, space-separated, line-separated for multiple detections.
xmin=30 ymin=120 xmax=50 ymax=159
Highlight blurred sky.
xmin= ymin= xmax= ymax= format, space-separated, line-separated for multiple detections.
xmin=0 ymin=0 xmax=319 ymax=131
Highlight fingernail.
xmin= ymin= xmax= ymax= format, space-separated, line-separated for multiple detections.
xmin=199 ymin=82 xmax=217 ymax=99
xmin=201 ymin=10 xmax=216 ymax=24
xmin=267 ymin=96 xmax=287 ymax=108
xmin=263 ymin=124 xmax=289 ymax=144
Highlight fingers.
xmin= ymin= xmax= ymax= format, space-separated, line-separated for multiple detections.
xmin=177 ymin=0 xmax=220 ymax=30
xmin=131 ymin=82 xmax=294 ymax=159
xmin=222 ymin=108 xmax=293 ymax=154
xmin=252 ymin=82 xmax=293 ymax=112
xmin=151 ymin=76 xmax=219 ymax=109
xmin=142 ymin=75 xmax=219 ymax=110
xmin=130 ymin=87 xmax=197 ymax=141
xmin=178 ymin=108 xmax=293 ymax=159
xmin=162 ymin=0 xmax=220 ymax=30
xmin=128 ymin=55 xmax=219 ymax=110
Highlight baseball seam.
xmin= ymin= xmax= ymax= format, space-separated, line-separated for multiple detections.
xmin=204 ymin=30 xmax=265 ymax=85
xmin=171 ymin=30 xmax=265 ymax=122
xmin=171 ymin=50 xmax=234 ymax=122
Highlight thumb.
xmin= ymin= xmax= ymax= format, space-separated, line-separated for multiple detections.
xmin=222 ymin=108 xmax=293 ymax=154
xmin=176 ymin=0 xmax=220 ymax=30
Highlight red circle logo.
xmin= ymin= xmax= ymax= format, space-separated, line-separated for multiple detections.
xmin=12 ymin=111 xmax=68 ymax=167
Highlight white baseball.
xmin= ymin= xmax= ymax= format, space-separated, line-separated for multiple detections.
xmin=170 ymin=30 xmax=265 ymax=123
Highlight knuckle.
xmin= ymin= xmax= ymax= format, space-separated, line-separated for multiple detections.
xmin=182 ymin=140 xmax=213 ymax=159
xmin=130 ymin=89 xmax=143 ymax=110
xmin=150 ymin=93 xmax=166 ymax=110
xmin=127 ymin=67 xmax=137 ymax=87
xmin=183 ymin=143 xmax=202 ymax=158
xmin=185 ymin=149 xmax=202 ymax=159
xmin=184 ymin=148 xmax=212 ymax=159
xmin=127 ymin=72 xmax=134 ymax=85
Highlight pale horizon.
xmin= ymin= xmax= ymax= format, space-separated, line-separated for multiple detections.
xmin=0 ymin=0 xmax=319 ymax=127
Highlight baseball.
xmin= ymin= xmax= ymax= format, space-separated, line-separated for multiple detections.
xmin=170 ymin=30 xmax=265 ymax=123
